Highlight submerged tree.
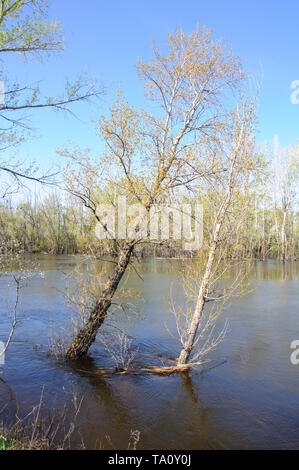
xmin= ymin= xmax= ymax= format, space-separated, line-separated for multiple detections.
xmin=173 ymin=101 xmax=257 ymax=367
xmin=61 ymin=27 xmax=249 ymax=360
xmin=0 ymin=0 xmax=102 ymax=356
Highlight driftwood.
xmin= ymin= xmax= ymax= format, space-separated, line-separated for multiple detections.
xmin=76 ymin=364 xmax=193 ymax=377
xmin=75 ymin=357 xmax=227 ymax=377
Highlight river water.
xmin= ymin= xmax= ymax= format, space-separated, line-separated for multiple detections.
xmin=0 ymin=256 xmax=298 ymax=449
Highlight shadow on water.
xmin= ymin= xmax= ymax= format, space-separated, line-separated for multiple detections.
xmin=65 ymin=357 xmax=215 ymax=450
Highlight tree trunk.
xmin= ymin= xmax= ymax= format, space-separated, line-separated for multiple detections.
xmin=177 ymin=123 xmax=244 ymax=365
xmin=65 ymin=243 xmax=134 ymax=360
xmin=281 ymin=209 xmax=287 ymax=262
xmin=273 ymin=202 xmax=280 ymax=259
xmin=178 ymin=205 xmax=231 ymax=365
xmin=177 ymin=240 xmax=214 ymax=365
xmin=262 ymin=204 xmax=266 ymax=260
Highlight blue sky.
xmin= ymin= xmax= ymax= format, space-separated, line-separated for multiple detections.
xmin=7 ymin=0 xmax=299 ymax=172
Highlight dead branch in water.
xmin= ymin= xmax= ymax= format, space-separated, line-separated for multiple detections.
xmin=75 ymin=357 xmax=227 ymax=377
xmin=76 ymin=362 xmax=209 ymax=377
xmin=0 ymin=275 xmax=21 ymax=359
xmin=77 ymin=365 xmax=190 ymax=376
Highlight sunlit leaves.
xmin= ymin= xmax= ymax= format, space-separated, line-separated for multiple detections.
xmin=0 ymin=0 xmax=63 ymax=58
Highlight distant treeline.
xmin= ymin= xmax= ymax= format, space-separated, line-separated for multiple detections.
xmin=0 ymin=192 xmax=298 ymax=260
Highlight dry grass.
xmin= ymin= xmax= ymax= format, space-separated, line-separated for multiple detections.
xmin=0 ymin=389 xmax=83 ymax=450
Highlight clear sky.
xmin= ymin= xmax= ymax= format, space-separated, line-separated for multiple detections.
xmin=7 ymin=0 xmax=299 ymax=172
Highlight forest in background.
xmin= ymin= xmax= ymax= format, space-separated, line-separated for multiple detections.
xmin=1 ymin=138 xmax=298 ymax=261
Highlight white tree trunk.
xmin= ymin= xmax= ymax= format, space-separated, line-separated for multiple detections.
xmin=177 ymin=121 xmax=245 ymax=365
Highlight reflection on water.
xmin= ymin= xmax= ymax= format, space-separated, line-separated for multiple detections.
xmin=0 ymin=256 xmax=298 ymax=449
xmin=251 ymin=260 xmax=298 ymax=281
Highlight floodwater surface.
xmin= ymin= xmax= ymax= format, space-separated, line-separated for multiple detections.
xmin=0 ymin=256 xmax=298 ymax=449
